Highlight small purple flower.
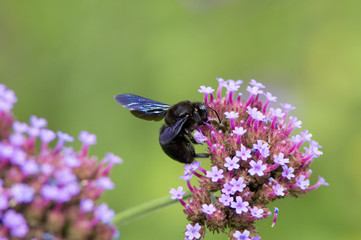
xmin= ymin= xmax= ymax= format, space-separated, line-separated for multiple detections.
xmin=41 ymin=163 xmax=54 ymax=174
xmin=250 ymin=206 xmax=264 ymax=218
xmin=280 ymin=103 xmax=296 ymax=112
xmin=94 ymin=203 xmax=115 ymax=224
xmin=269 ymin=107 xmax=284 ymax=118
xmin=231 ymin=196 xmax=249 ymax=214
xmin=248 ymin=160 xmax=267 ymax=177
xmin=21 ymin=159 xmax=39 ymax=175
xmin=296 ymin=175 xmax=310 ymax=190
xmin=57 ymin=131 xmax=74 ymax=143
xmin=183 ymin=164 xmax=193 ymax=176
xmin=246 ymin=106 xmax=259 ymax=119
xmin=246 ymin=107 xmax=265 ymax=121
xmin=54 ymin=168 xmax=77 ymax=185
xmin=253 ymin=140 xmax=270 ymax=158
xmin=0 ymin=195 xmax=9 ymax=210
xmin=306 ymin=176 xmax=329 ymax=191
xmin=289 ymin=116 xmax=302 ymax=129
xmin=27 ymin=126 xmax=40 ymax=137
xmin=0 ymin=84 xmax=17 ymax=112
xmin=218 ymin=194 xmax=233 ymax=207
xmin=281 ymin=165 xmax=295 ymax=180
xmin=183 ymin=161 xmax=202 ymax=176
xmin=9 ymin=132 xmax=26 ymax=146
xmin=63 ymin=154 xmax=80 ymax=168
xmin=10 ymin=148 xmax=27 ymax=165
xmin=292 ymin=134 xmax=302 ymax=143
xmin=0 ymin=143 xmax=13 ymax=159
xmin=185 ymin=223 xmax=201 ymax=240
xmin=224 ymin=156 xmax=240 ymax=171
xmin=2 ymin=210 xmax=29 ymax=238
xmin=273 ymin=153 xmax=289 ymax=166
xmin=78 ymin=130 xmax=97 ymax=146
xmin=202 ymin=204 xmax=216 ymax=215
xmin=193 ymin=130 xmax=208 ymax=143
xmin=317 ymin=176 xmax=329 ymax=186
xmin=230 ymin=177 xmax=246 ymax=193
xmin=169 ymin=186 xmax=185 ymax=200
xmin=247 ymin=86 xmax=263 ymax=95
xmin=222 ymin=182 xmax=234 ymax=195
xmin=224 ymin=111 xmax=239 ymax=119
xmin=54 ymin=131 xmax=74 ymax=153
xmin=304 ymin=144 xmax=323 ymax=157
xmin=12 ymin=121 xmax=28 ymax=133
xmin=11 ymin=223 xmax=29 ymax=238
xmin=225 ymin=111 xmax=239 ymax=129
xmin=249 ymin=79 xmax=265 ymax=89
xmin=40 ymin=184 xmax=60 ymax=201
xmin=189 ymin=160 xmax=202 ymax=171
xmin=104 ymin=152 xmax=123 ymax=164
xmin=39 ymin=129 xmax=56 ymax=143
xmin=233 ymin=127 xmax=247 ymax=136
xmin=2 ymin=209 xmax=25 ymax=228
xmin=198 ymin=86 xmax=214 ymax=94
xmin=180 ymin=173 xmax=193 ymax=181
xmin=233 ymin=229 xmax=251 ymax=240
xmin=206 ymin=166 xmax=224 ymax=182
xmin=63 ymin=182 xmax=81 ymax=196
xmin=11 ymin=183 xmax=35 ymax=203
xmin=224 ymin=80 xmax=242 ymax=92
xmin=263 ymin=92 xmax=276 ymax=102
xmin=300 ymin=130 xmax=312 ymax=141
xmin=80 ymin=198 xmax=94 ymax=212
xmin=96 ymin=177 xmax=115 ymax=190
xmin=236 ymin=145 xmax=252 ymax=161
xmin=273 ymin=184 xmax=285 ymax=197
xmin=30 ymin=115 xmax=47 ymax=128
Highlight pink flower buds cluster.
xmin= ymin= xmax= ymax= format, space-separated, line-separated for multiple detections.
xmin=0 ymin=84 xmax=122 ymax=239
xmin=170 ymin=79 xmax=328 ymax=240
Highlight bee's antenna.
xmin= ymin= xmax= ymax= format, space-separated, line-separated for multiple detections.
xmin=206 ymin=104 xmax=221 ymax=123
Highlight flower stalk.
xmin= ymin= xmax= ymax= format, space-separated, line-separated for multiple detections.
xmin=113 ymin=191 xmax=193 ymax=226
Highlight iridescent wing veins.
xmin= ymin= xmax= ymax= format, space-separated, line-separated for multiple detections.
xmin=114 ymin=94 xmax=171 ymax=121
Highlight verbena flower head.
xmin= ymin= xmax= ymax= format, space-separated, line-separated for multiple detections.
xmin=170 ymin=79 xmax=328 ymax=239
xmin=0 ymin=85 xmax=122 ymax=239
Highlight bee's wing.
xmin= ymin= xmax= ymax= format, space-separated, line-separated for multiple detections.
xmin=159 ymin=116 xmax=188 ymax=145
xmin=114 ymin=94 xmax=171 ymax=121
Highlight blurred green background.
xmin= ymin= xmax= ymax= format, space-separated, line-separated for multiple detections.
xmin=1 ymin=0 xmax=360 ymax=239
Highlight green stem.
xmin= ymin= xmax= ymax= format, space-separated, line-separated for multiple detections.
xmin=112 ymin=191 xmax=192 ymax=226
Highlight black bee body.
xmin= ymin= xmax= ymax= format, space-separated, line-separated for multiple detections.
xmin=114 ymin=94 xmax=210 ymax=164
xmin=160 ymin=100 xmax=210 ymax=163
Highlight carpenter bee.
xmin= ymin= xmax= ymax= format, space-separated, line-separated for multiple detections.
xmin=114 ymin=94 xmax=216 ymax=164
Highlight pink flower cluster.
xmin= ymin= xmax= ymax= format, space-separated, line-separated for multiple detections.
xmin=0 ymin=84 xmax=122 ymax=239
xmin=171 ymin=79 xmax=328 ymax=240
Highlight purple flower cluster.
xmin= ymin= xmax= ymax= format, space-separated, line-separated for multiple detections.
xmin=0 ymin=84 xmax=122 ymax=239
xmin=171 ymin=79 xmax=328 ymax=239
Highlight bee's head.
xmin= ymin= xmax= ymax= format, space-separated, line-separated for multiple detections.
xmin=192 ymin=103 xmax=209 ymax=125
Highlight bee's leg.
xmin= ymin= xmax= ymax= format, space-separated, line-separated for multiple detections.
xmin=195 ymin=153 xmax=210 ymax=158
xmin=184 ymin=128 xmax=198 ymax=144
xmin=184 ymin=140 xmax=210 ymax=159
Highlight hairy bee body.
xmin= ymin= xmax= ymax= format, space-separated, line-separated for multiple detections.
xmin=115 ymin=94 xmax=210 ymax=164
